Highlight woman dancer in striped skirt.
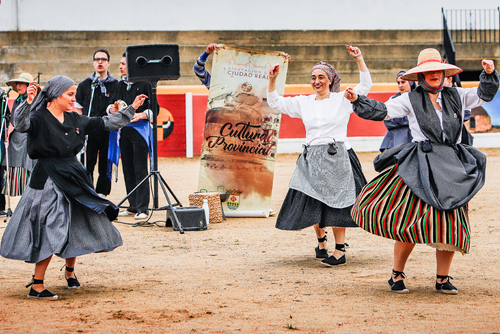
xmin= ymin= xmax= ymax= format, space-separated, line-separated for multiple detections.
xmin=4 ymin=73 xmax=37 ymax=198
xmin=344 ymin=48 xmax=498 ymax=294
xmin=267 ymin=45 xmax=371 ymax=266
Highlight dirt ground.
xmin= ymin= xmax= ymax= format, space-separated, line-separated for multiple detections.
xmin=1 ymin=148 xmax=500 ymax=334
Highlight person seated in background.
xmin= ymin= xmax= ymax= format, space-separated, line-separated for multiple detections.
xmin=379 ymin=71 xmax=416 ymax=151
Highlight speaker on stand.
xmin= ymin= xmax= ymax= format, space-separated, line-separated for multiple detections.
xmin=117 ymin=44 xmax=202 ymax=233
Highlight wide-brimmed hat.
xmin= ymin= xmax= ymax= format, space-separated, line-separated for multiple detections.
xmin=6 ymin=73 xmax=35 ymax=92
xmin=401 ymin=48 xmax=462 ymax=81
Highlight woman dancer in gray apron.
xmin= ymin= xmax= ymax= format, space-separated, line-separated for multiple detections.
xmin=267 ymin=45 xmax=372 ymax=267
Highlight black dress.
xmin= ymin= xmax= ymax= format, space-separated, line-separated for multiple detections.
xmin=1 ymin=102 xmax=134 ymax=263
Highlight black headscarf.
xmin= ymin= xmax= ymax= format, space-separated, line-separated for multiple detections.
xmin=30 ymin=75 xmax=75 ymax=113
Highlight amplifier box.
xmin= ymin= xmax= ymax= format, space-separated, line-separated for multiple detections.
xmin=166 ymin=207 xmax=207 ymax=231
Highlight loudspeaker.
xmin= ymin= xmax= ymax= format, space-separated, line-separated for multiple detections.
xmin=166 ymin=207 xmax=207 ymax=231
xmin=126 ymin=44 xmax=180 ymax=82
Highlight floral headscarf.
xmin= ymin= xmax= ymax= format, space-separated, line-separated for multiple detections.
xmin=311 ymin=61 xmax=341 ymax=93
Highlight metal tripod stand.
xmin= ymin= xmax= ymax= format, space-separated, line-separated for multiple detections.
xmin=116 ymin=80 xmax=184 ymax=233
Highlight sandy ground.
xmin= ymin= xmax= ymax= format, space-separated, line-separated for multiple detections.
xmin=1 ymin=148 xmax=500 ymax=334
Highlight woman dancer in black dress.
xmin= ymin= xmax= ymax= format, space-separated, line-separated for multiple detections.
xmin=1 ymin=75 xmax=147 ymax=300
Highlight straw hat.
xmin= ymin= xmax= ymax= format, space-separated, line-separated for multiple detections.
xmin=6 ymin=73 xmax=35 ymax=92
xmin=401 ymin=48 xmax=462 ymax=81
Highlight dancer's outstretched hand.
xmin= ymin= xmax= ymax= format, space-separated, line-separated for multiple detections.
xmin=26 ymin=81 xmax=39 ymax=104
xmin=346 ymin=45 xmax=362 ymax=59
xmin=482 ymin=60 xmax=495 ymax=74
xmin=344 ymin=86 xmax=358 ymax=102
xmin=269 ymin=64 xmax=280 ymax=80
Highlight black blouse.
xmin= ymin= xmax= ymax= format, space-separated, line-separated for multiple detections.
xmin=26 ymin=108 xmax=104 ymax=159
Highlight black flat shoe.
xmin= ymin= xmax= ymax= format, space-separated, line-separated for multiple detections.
xmin=389 ymin=270 xmax=409 ymax=294
xmin=26 ymin=276 xmax=58 ymax=300
xmin=436 ymin=275 xmax=458 ymax=294
xmin=321 ymin=254 xmax=346 ymax=266
xmin=315 ymin=246 xmax=328 ymax=259
xmin=28 ymin=288 xmax=58 ymax=300
xmin=320 ymin=243 xmax=346 ymax=267
xmin=315 ymin=233 xmax=328 ymax=259
xmin=64 ymin=266 xmax=81 ymax=289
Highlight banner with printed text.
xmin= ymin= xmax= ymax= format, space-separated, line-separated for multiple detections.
xmin=198 ymin=44 xmax=288 ymax=217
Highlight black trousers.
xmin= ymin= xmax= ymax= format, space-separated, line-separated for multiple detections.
xmin=85 ymin=130 xmax=111 ymax=195
xmin=120 ymin=127 xmax=150 ymax=214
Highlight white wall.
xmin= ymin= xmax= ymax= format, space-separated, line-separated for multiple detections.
xmin=0 ymin=0 xmax=18 ymax=30
xmin=0 ymin=0 xmax=499 ymax=31
xmin=277 ymin=133 xmax=500 ymax=154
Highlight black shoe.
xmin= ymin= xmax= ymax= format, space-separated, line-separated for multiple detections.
xmin=26 ymin=276 xmax=58 ymax=300
xmin=321 ymin=254 xmax=346 ymax=266
xmin=315 ymin=233 xmax=328 ymax=259
xmin=389 ymin=280 xmax=409 ymax=293
xmin=388 ymin=270 xmax=409 ymax=293
xmin=64 ymin=266 xmax=81 ymax=289
xmin=320 ymin=243 xmax=346 ymax=267
xmin=436 ymin=275 xmax=458 ymax=294
xmin=315 ymin=246 xmax=328 ymax=259
xmin=27 ymin=288 xmax=58 ymax=300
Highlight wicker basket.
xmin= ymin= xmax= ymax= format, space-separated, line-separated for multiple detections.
xmin=188 ymin=192 xmax=223 ymax=224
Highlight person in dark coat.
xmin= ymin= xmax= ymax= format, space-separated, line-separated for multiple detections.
xmin=379 ymin=70 xmax=416 ymax=151
xmin=75 ymin=49 xmax=118 ymax=197
xmin=109 ymin=53 xmax=157 ymax=220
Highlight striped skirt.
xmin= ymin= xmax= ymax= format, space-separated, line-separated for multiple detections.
xmin=351 ymin=164 xmax=470 ymax=254
xmin=2 ymin=167 xmax=30 ymax=197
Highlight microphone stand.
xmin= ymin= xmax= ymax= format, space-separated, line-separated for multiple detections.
xmin=82 ymin=75 xmax=98 ymax=168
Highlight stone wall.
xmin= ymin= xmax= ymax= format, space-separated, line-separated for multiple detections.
xmin=1 ymin=30 xmax=498 ymax=86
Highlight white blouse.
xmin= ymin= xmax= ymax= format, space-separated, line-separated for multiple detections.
xmin=384 ymin=87 xmax=485 ymax=143
xmin=267 ymin=71 xmax=372 ymax=149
